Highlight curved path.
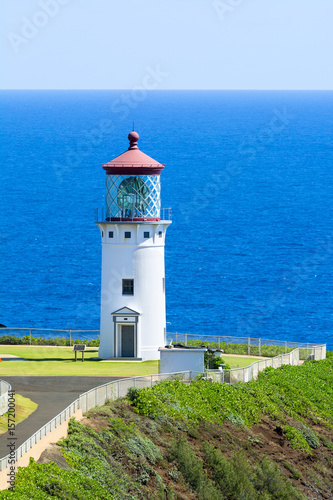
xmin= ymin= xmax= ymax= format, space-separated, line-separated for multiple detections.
xmin=0 ymin=376 xmax=122 ymax=459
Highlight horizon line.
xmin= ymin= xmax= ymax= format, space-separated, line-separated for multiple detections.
xmin=1 ymin=88 xmax=332 ymax=92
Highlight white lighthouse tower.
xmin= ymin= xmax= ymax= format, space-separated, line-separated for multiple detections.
xmin=96 ymin=129 xmax=171 ymax=361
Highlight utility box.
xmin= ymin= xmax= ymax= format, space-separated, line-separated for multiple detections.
xmin=159 ymin=347 xmax=206 ymax=374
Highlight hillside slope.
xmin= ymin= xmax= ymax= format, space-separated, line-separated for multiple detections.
xmin=1 ymin=356 xmax=333 ymax=499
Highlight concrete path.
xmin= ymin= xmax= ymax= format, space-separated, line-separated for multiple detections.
xmin=0 ymin=376 xmax=122 ymax=459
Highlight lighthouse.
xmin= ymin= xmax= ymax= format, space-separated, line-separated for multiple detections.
xmin=96 ymin=129 xmax=171 ymax=361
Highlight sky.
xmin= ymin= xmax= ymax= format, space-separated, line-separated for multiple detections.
xmin=0 ymin=0 xmax=332 ymax=90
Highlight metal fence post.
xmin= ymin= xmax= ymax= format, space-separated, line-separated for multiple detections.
xmin=258 ymin=338 xmax=261 ymax=356
xmin=29 ymin=329 xmax=32 ymax=345
xmin=185 ymin=333 xmax=187 ymax=346
xmin=175 ymin=332 xmax=177 ymax=343
xmin=218 ymin=337 xmax=221 ymax=349
xmin=248 ymin=337 xmax=251 ymax=355
xmin=69 ymin=330 xmax=72 ymax=347
xmin=285 ymin=341 xmax=287 ymax=354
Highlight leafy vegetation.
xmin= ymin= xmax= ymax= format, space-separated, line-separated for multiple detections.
xmin=130 ymin=358 xmax=333 ymax=429
xmin=1 ymin=357 xmax=332 ymax=498
xmin=0 ymin=334 xmax=99 ymax=347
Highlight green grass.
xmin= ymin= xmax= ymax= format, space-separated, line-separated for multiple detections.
xmin=0 ymin=346 xmax=263 ymax=376
xmin=0 ymin=346 xmax=159 ymax=376
xmin=221 ymin=356 xmax=264 ymax=368
xmin=0 ymin=394 xmax=38 ymax=434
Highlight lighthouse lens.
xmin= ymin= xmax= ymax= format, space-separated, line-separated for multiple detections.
xmin=117 ymin=176 xmax=149 ymax=218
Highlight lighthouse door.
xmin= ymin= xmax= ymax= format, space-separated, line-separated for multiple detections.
xmin=121 ymin=325 xmax=135 ymax=357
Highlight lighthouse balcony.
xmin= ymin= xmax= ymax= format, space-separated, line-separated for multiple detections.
xmin=95 ymin=207 xmax=172 ymax=223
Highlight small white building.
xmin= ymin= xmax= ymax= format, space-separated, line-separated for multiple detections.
xmin=96 ymin=130 xmax=171 ymax=361
xmin=159 ymin=347 xmax=207 ymax=374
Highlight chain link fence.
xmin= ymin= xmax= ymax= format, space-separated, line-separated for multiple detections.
xmin=0 ymin=328 xmax=326 ymax=359
xmin=166 ymin=332 xmax=325 ymax=358
xmin=0 ymin=328 xmax=99 ymax=346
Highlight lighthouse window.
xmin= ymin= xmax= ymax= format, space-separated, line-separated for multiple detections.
xmin=158 ymin=231 xmax=163 ymax=237
xmin=144 ymin=231 xmax=150 ymax=238
xmin=122 ymin=279 xmax=134 ymax=295
xmin=102 ymin=231 xmax=104 ymax=237
xmin=125 ymin=231 xmax=131 ymax=239
xmin=109 ymin=231 xmax=114 ymax=238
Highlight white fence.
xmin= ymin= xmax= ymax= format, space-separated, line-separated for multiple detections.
xmin=0 ymin=343 xmax=326 ymax=472
xmin=0 ymin=328 xmax=326 ymax=356
xmin=0 ymin=381 xmax=11 ymax=417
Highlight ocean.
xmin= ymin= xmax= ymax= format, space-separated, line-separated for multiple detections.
xmin=0 ymin=90 xmax=332 ymax=349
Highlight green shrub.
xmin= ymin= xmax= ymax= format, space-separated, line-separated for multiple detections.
xmin=168 ymin=436 xmax=221 ymax=499
xmin=203 ymin=443 xmax=256 ymax=499
xmin=0 ymin=335 xmax=23 ymax=345
xmin=284 ymin=426 xmax=312 ymax=453
xmin=1 ymin=457 xmax=114 ymax=499
xmin=127 ymin=386 xmax=140 ymax=402
xmin=203 ymin=443 xmax=305 ymax=499
xmin=319 ymin=433 xmax=333 ymax=450
xmin=0 ymin=334 xmax=99 ymax=346
xmin=298 ymin=424 xmax=320 ymax=449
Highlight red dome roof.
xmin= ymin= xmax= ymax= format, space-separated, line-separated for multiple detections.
xmin=102 ymin=130 xmax=164 ymax=175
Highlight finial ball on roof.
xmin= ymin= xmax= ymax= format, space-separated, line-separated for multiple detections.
xmin=128 ymin=131 xmax=139 ymax=142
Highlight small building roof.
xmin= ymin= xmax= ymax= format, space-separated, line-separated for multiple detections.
xmin=102 ymin=130 xmax=164 ymax=175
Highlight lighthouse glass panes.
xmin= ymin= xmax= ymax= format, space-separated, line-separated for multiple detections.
xmin=106 ymin=175 xmax=161 ymax=219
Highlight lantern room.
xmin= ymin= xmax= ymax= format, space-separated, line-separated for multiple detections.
xmin=102 ymin=131 xmax=164 ymax=221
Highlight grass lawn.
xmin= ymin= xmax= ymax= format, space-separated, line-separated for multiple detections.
xmin=0 ymin=346 xmax=264 ymax=376
xmin=0 ymin=394 xmax=38 ymax=435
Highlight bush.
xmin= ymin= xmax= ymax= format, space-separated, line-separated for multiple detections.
xmin=0 ymin=334 xmax=99 ymax=347
xmin=284 ymin=426 xmax=312 ymax=453
xmin=203 ymin=443 xmax=305 ymax=499
xmin=0 ymin=335 xmax=23 ymax=345
xmin=127 ymin=386 xmax=140 ymax=402
xmin=168 ymin=436 xmax=221 ymax=499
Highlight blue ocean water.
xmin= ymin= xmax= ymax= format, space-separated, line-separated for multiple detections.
xmin=0 ymin=90 xmax=332 ymax=349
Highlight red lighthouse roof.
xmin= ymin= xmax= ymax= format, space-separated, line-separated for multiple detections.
xmin=102 ymin=130 xmax=165 ymax=175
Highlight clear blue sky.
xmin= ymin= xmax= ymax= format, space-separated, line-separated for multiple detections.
xmin=1 ymin=0 xmax=332 ymax=90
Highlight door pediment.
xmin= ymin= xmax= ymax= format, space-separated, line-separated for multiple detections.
xmin=112 ymin=306 xmax=140 ymax=316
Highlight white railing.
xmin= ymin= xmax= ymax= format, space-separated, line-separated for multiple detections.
xmin=0 ymin=381 xmax=11 ymax=417
xmin=197 ymin=345 xmax=325 ymax=384
xmin=0 ymin=344 xmax=326 ymax=471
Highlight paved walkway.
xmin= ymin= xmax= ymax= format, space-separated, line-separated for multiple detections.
xmin=0 ymin=376 xmax=121 ymax=459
